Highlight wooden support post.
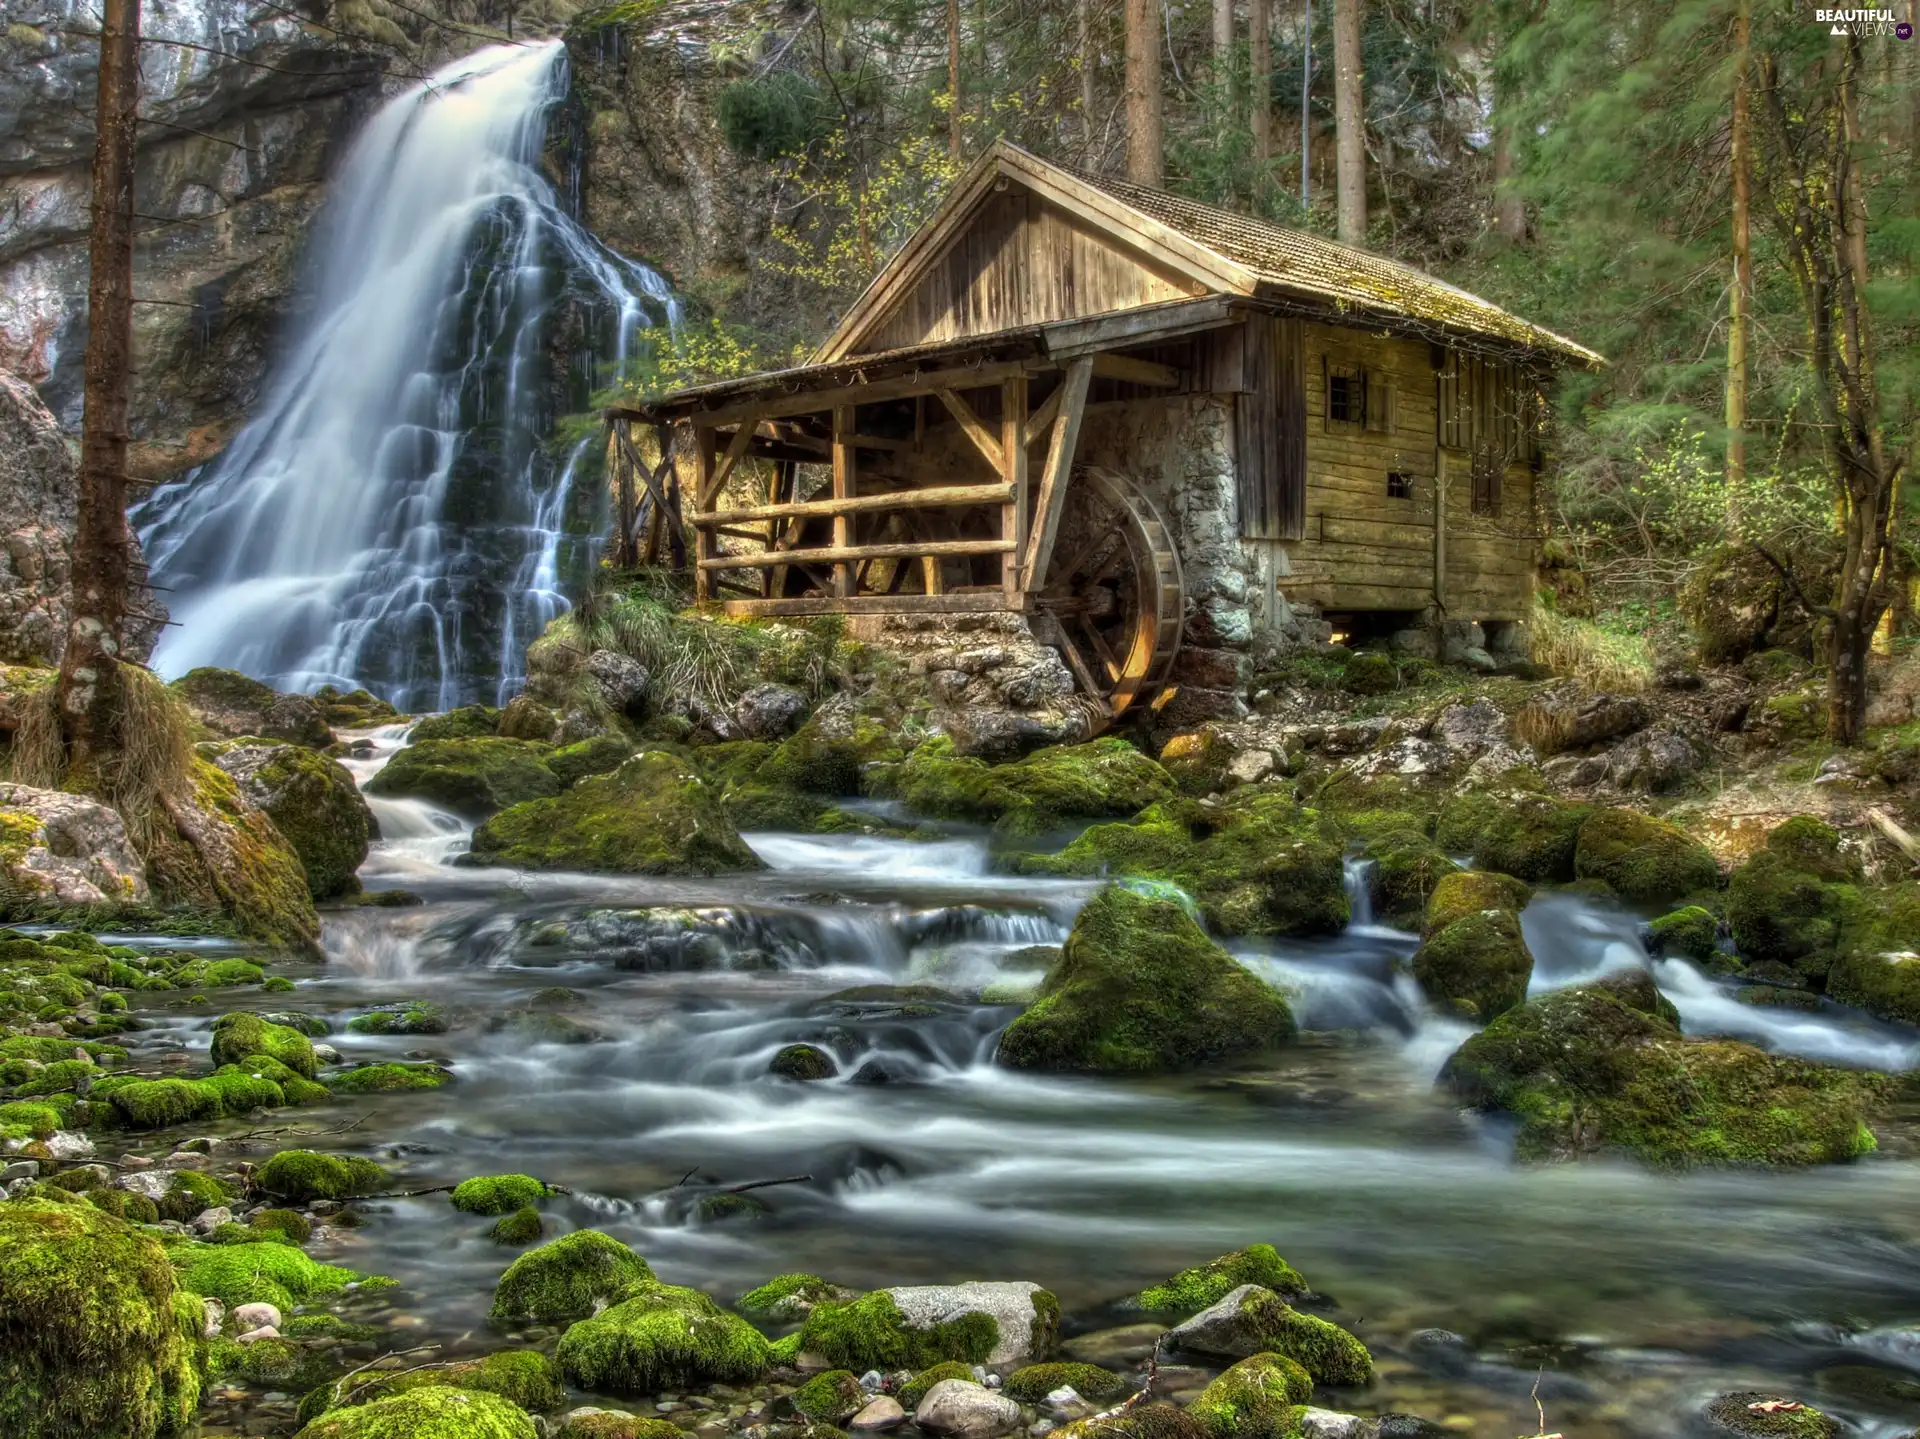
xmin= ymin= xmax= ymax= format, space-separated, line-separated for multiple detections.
xmin=1433 ymin=446 xmax=1449 ymax=614
xmin=694 ymin=425 xmax=716 ymax=602
xmin=936 ymin=389 xmax=1004 ymax=469
xmin=1022 ymin=357 xmax=1094 ymax=589
xmin=832 ymin=405 xmax=855 ymax=598
xmin=1001 ymin=375 xmax=1028 ymax=596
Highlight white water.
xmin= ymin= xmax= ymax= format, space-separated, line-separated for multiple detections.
xmin=133 ymin=41 xmax=675 ymax=711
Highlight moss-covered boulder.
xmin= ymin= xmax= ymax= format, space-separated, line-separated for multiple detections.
xmin=799 ymin=1282 xmax=1058 ymax=1371
xmin=1052 ymin=1405 xmax=1206 ymax=1439
xmin=254 ymin=1149 xmax=388 ymax=1203
xmin=1002 ymin=1362 xmax=1132 ymax=1403
xmin=1436 ymin=778 xmax=1592 ymax=884
xmin=1647 ymin=906 xmax=1723 ymax=964
xmin=490 ymin=1230 xmax=654 ymax=1323
xmin=1573 ymin=808 xmax=1721 ymax=905
xmin=1702 ymin=1392 xmax=1840 ymax=1439
xmin=1422 ymin=870 xmax=1530 ymax=937
xmin=490 ymin=1207 xmax=544 ymax=1246
xmin=1165 ymin=1284 xmax=1372 ymax=1386
xmin=366 ymin=737 xmax=558 ymax=820
xmin=998 ymin=886 xmax=1294 ymax=1073
xmin=173 ymin=667 xmax=332 ymax=748
xmin=1438 ymin=970 xmax=1883 ymax=1166
xmin=555 ymin=1281 xmax=769 ymax=1395
xmin=323 ymin=1061 xmax=450 ymax=1093
xmin=897 ymin=736 xmax=1176 ymax=835
xmin=450 ymin=1174 xmax=548 ymax=1216
xmin=736 ymin=1272 xmax=854 ymax=1322
xmin=1132 ymin=1244 xmax=1308 ymax=1315
xmin=770 ymin=1043 xmax=838 ymax=1080
xmin=304 ymin=1348 xmax=563 ymax=1421
xmin=468 ymin=752 xmax=764 ymax=875
xmin=758 ymin=703 xmax=906 ymax=796
xmin=293 ymin=1386 xmax=537 ymax=1439
xmin=1726 ymin=818 xmax=1862 ymax=984
xmin=408 ymin=706 xmax=501 ymax=742
xmin=1188 ymin=1353 xmax=1314 ymax=1439
xmin=205 ymin=741 xmax=375 ymax=899
xmin=0 ymin=1199 xmax=204 ymax=1438
xmin=1018 ymin=788 xmax=1348 ymax=938
xmin=174 ymin=1238 xmax=363 ymax=1309
xmin=209 ymin=1012 xmax=316 ymax=1078
xmin=1412 ymin=908 xmax=1533 ymax=1023
xmin=1830 ymin=882 xmax=1920 ymax=1025
xmin=544 ymin=735 xmax=636 ymax=788
xmin=792 ymin=1369 xmax=866 ymax=1423
xmin=899 ymin=1361 xmax=977 ymax=1409
xmin=1349 ymin=817 xmax=1459 ymax=930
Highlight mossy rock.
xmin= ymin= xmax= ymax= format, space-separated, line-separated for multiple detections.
xmin=998 ymin=886 xmax=1294 ymax=1073
xmin=210 ymin=1012 xmax=316 ymax=1078
xmin=451 ymin=1174 xmax=548 ymax=1216
xmin=1573 ymin=808 xmax=1721 ymax=905
xmin=1412 ymin=908 xmax=1533 ymax=1022
xmin=251 ymin=1208 xmax=311 ymax=1243
xmin=309 ymin=1348 xmax=564 ymax=1420
xmin=1342 ymin=651 xmax=1398 ymax=695
xmin=347 ymin=1001 xmax=448 ymax=1035
xmin=491 ymin=1229 xmax=654 ymax=1322
xmin=1459 ymin=788 xmax=1593 ymax=884
xmin=1052 ymin=1405 xmax=1207 ymax=1439
xmin=490 ymin=1206 xmax=544 ymax=1245
xmin=1647 ymin=906 xmax=1723 ymax=964
xmin=366 ymin=737 xmax=558 ymax=819
xmin=897 ymin=736 xmax=1176 ymax=834
xmin=0 ymin=1199 xmax=204 ymax=1439
xmin=1438 ymin=970 xmax=1884 ymax=1166
xmin=293 ymin=1386 xmax=538 ymax=1439
xmin=555 ymin=1281 xmax=770 ymax=1395
xmin=1353 ymin=819 xmax=1459 ymax=929
xmin=757 ymin=708 xmax=904 ymax=797
xmin=157 ymin=1169 xmax=232 ymax=1224
xmin=725 ymin=785 xmax=832 ymax=832
xmin=769 ymin=1043 xmax=837 ymax=1081
xmin=1003 ymin=1361 xmax=1133 ymax=1404
xmin=1422 ymin=870 xmax=1530 ymax=937
xmin=737 ymin=1272 xmax=853 ymax=1322
xmin=798 ymin=1291 xmax=1002 ymax=1372
xmin=1680 ymin=546 xmax=1782 ymax=664
xmin=792 ymin=1369 xmax=866 ymax=1424
xmin=555 ymin=1414 xmax=686 ymax=1439
xmin=88 ymin=1187 xmax=161 ymax=1224
xmin=323 ymin=1062 xmax=450 ymax=1093
xmin=1018 ymin=788 xmax=1347 ymax=938
xmin=545 ymin=735 xmax=637 ymax=788
xmin=1188 ymin=1353 xmax=1314 ymax=1439
xmin=206 ymin=741 xmax=376 ymax=899
xmin=1133 ymin=1244 xmax=1308 ymax=1316
xmin=899 ymin=1361 xmax=979 ymax=1408
xmin=1829 ymin=881 xmax=1920 ymax=1025
xmin=1702 ymin=1392 xmax=1839 ymax=1439
xmin=255 ymin=1149 xmax=389 ymax=1202
xmin=408 ymin=706 xmax=501 ymax=743
xmin=145 ymin=757 xmax=320 ymax=951
xmin=1726 ymin=818 xmax=1862 ymax=983
xmin=1172 ymin=1286 xmax=1371 ymax=1386
xmin=469 ymin=752 xmax=764 ymax=875
xmin=177 ymin=1239 xmax=363 ymax=1308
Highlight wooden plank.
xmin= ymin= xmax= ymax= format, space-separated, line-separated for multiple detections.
xmin=1316 ymin=515 xmax=1436 ymax=549
xmin=1002 ymin=375 xmax=1028 ymax=595
xmin=1043 ymin=296 xmax=1242 ymax=359
xmin=700 ymin=538 xmax=1016 ymax=571
xmin=702 ymin=418 xmax=759 ymax=507
xmin=1023 ymin=383 xmax=1064 ymax=447
xmin=721 ymin=593 xmax=1028 ymax=618
xmin=832 ymin=405 xmax=855 ymax=598
xmin=1091 ymin=353 xmax=1182 ymax=388
xmin=693 ymin=483 xmax=1015 ymax=527
xmin=630 ymin=358 xmax=1041 ymax=432
xmin=1022 ymin=356 xmax=1094 ymax=588
xmin=692 ymin=425 xmax=716 ymax=602
xmin=937 ymin=389 xmax=1002 ymax=469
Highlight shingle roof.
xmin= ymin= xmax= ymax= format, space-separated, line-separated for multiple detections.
xmin=1061 ymin=163 xmax=1603 ymax=366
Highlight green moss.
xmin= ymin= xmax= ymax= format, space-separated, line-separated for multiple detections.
xmin=489 ymin=1206 xmax=544 ymax=1246
xmin=1574 ymin=808 xmax=1721 ymax=904
xmin=725 ymin=785 xmax=831 ymax=832
xmin=293 ymin=1385 xmax=538 ymax=1439
xmin=546 ymin=735 xmax=639 ymax=788
xmin=1648 ymin=906 xmax=1724 ymax=964
xmin=769 ymin=1043 xmax=838 ymax=1080
xmin=346 ymin=1002 xmax=448 ymax=1035
xmin=997 ymin=886 xmax=1294 ymax=1073
xmin=89 ymin=1187 xmax=161 ymax=1224
xmin=1353 ymin=820 xmax=1459 ymax=929
xmin=899 ymin=1361 xmax=978 ymax=1409
xmin=0 ymin=1200 xmax=203 ymax=1439
xmin=767 ymin=1331 xmax=803 ymax=1365
xmin=156 ymin=1169 xmax=232 ymax=1223
xmin=255 ymin=1149 xmax=389 ymax=1202
xmin=1473 ymin=793 xmax=1592 ymax=883
xmin=323 ymin=1062 xmax=451 ymax=1093
xmin=1413 ymin=908 xmax=1534 ymax=1022
xmin=897 ymin=736 xmax=1176 ymax=833
xmin=209 ymin=743 xmax=374 ymax=900
xmin=365 ymin=737 xmax=558 ymax=819
xmin=210 ymin=1012 xmax=316 ymax=1077
xmin=222 ymin=1334 xmax=336 ymax=1389
xmin=555 ymin=1281 xmax=770 ymax=1394
xmin=318 ymin=1349 xmax=564 ymax=1417
xmin=1703 ymin=1392 xmax=1839 ymax=1439
xmin=1207 ymin=1288 xmax=1372 ymax=1386
xmin=106 ymin=1078 xmax=223 ymax=1130
xmin=176 ymin=1239 xmax=362 ymax=1308
xmin=263 ymin=976 xmax=296 ymax=993
xmin=0 ymin=1099 xmax=61 ymax=1139
xmin=695 ymin=1192 xmax=770 ymax=1223
xmin=1829 ymin=882 xmax=1920 ymax=1025
xmin=758 ymin=710 xmax=904 ymax=796
xmin=737 ymin=1272 xmax=848 ymax=1321
xmin=792 ymin=1369 xmax=866 ymax=1423
xmin=1439 ymin=970 xmax=1884 ymax=1166
xmin=168 ymin=757 xmax=321 ymax=951
xmin=1423 ymin=870 xmax=1531 ymax=936
xmin=490 ymin=1229 xmax=654 ymax=1323
xmin=1003 ymin=1362 xmax=1133 ymax=1403
xmin=1052 ymin=1403 xmax=1208 ymax=1439
xmin=799 ymin=1291 xmax=997 ymax=1372
xmin=164 ymin=957 xmax=265 ymax=989
xmin=1726 ymin=818 xmax=1862 ymax=983
xmin=408 ymin=706 xmax=501 ymax=743
xmin=451 ymin=1174 xmax=549 ymax=1216
xmin=1134 ymin=1244 xmax=1308 ymax=1315
xmin=281 ymin=1315 xmax=382 ymax=1340
xmin=469 ymin=753 xmax=765 ymax=875
xmin=1188 ymin=1353 xmax=1314 ymax=1439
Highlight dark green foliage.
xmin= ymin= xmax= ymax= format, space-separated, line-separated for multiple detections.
xmin=718 ymin=72 xmax=831 ymax=160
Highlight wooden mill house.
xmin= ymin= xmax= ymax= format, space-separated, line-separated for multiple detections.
xmin=607 ymin=141 xmax=1601 ymax=722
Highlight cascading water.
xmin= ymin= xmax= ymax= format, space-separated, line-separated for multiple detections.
xmin=133 ymin=40 xmax=675 ymax=711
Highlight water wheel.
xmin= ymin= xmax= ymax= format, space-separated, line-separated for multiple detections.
xmin=1031 ymin=466 xmax=1184 ymax=719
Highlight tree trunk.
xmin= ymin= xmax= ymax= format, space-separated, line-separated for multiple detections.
xmin=58 ymin=0 xmax=141 ymax=771
xmin=1491 ymin=100 xmax=1525 ymax=241
xmin=948 ymin=0 xmax=963 ymax=162
xmin=1214 ymin=0 xmax=1233 ymax=74
xmin=1725 ymin=0 xmax=1751 ymax=521
xmin=1125 ymin=0 xmax=1163 ymax=184
xmin=1331 ymin=0 xmax=1365 ymax=243
xmin=1250 ymin=0 xmax=1271 ymax=199
xmin=1079 ymin=0 xmax=1097 ymax=152
xmin=1300 ymin=0 xmax=1312 ymax=207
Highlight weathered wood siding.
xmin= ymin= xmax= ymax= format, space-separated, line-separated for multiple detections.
xmin=849 ymin=186 xmax=1203 ymax=356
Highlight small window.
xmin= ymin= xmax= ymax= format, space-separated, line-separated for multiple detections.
xmin=1329 ymin=370 xmax=1362 ymax=424
xmin=1387 ymin=471 xmax=1414 ymax=500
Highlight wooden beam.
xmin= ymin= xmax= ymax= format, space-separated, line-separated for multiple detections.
xmin=702 ymin=418 xmax=759 ymax=507
xmin=1091 ymin=353 xmax=1183 ymax=388
xmin=1021 ymin=356 xmax=1094 ymax=589
xmin=832 ymin=405 xmax=855 ymax=598
xmin=937 ymin=389 xmax=1002 ymax=469
xmin=699 ymin=538 xmax=1016 ymax=571
xmin=692 ymin=425 xmax=716 ymax=602
xmin=692 ymin=482 xmax=1014 ymax=527
xmin=624 ymin=358 xmax=1042 ymax=432
xmin=1042 ymin=295 xmax=1242 ymax=358
xmin=722 ymin=593 xmax=1028 ymax=618
xmin=1022 ymin=383 xmax=1064 ymax=447
xmin=1001 ymin=375 xmax=1028 ymax=596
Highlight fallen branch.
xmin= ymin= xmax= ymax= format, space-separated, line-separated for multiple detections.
xmin=317 ymin=1345 xmax=442 ymax=1412
xmin=1867 ymin=807 xmax=1920 ymax=867
xmin=721 ymin=1174 xmax=811 ymax=1195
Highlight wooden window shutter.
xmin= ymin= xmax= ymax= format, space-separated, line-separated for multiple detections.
xmin=1237 ymin=317 xmax=1305 ymax=541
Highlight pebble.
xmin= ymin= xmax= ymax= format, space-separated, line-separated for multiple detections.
xmin=191 ymin=1206 xmax=234 ymax=1235
xmin=914 ymin=1380 xmax=1023 ymax=1439
xmin=233 ymin=1303 xmax=281 ymax=1331
xmin=0 ymin=1161 xmax=37 ymax=1183
xmin=45 ymin=1131 xmax=94 ymax=1160
xmin=201 ymin=1299 xmax=224 ymax=1339
xmin=119 ymin=1154 xmax=152 ymax=1169
xmin=851 ymin=1397 xmax=907 ymax=1432
xmin=236 ymin=1326 xmax=280 ymax=1343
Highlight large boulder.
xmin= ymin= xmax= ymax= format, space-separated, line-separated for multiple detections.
xmin=468 ymin=752 xmax=763 ymax=875
xmin=1680 ymin=545 xmax=1781 ymax=664
xmin=206 ymin=741 xmax=375 ymax=898
xmin=1828 ymin=883 xmax=1920 ymax=1026
xmin=0 ymin=1199 xmax=204 ymax=1438
xmin=491 ymin=1230 xmax=654 ymax=1323
xmin=1438 ymin=970 xmax=1883 ymax=1166
xmin=366 ymin=737 xmax=559 ymax=820
xmin=1725 ymin=818 xmax=1862 ymax=984
xmin=1189 ymin=1353 xmax=1315 ymax=1439
xmin=1165 ymin=1284 xmax=1373 ymax=1386
xmin=1573 ymin=807 xmax=1720 ymax=905
xmin=293 ymin=1386 xmax=538 ymax=1439
xmin=758 ymin=695 xmax=908 ymax=796
xmin=1131 ymin=1244 xmax=1309 ymax=1315
xmin=144 ymin=757 xmax=319 ymax=950
xmin=1019 ymin=788 xmax=1348 ymax=937
xmin=0 ymin=782 xmax=148 ymax=906
xmin=898 ymin=735 xmax=1176 ymax=836
xmin=913 ymin=1379 xmax=1024 ymax=1439
xmin=798 ymin=1281 xmax=1059 ymax=1371
xmin=998 ymin=886 xmax=1294 ymax=1073
xmin=1434 ymin=773 xmax=1591 ymax=884
xmin=554 ymin=1282 xmax=768 ymax=1394
xmin=170 ymin=668 xmax=331 ymax=747
xmin=210 ymin=1012 xmax=317 ymax=1079
xmin=1411 ymin=906 xmax=1532 ymax=1023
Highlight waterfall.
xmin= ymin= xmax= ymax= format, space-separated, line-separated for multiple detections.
xmin=133 ymin=40 xmax=675 ymax=712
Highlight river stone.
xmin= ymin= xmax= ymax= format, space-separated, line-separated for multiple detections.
xmin=913 ymin=1379 xmax=1022 ymax=1439
xmin=232 ymin=1301 xmax=281 ymax=1331
xmin=0 ymin=783 xmax=149 ymax=906
xmin=117 ymin=1170 xmax=173 ymax=1202
xmin=1298 ymin=1411 xmax=1381 ymax=1439
xmin=586 ymin=650 xmax=650 ymax=715
xmin=883 ymin=1282 xmax=1056 ymax=1370
xmin=851 ymin=1396 xmax=908 ymax=1431
xmin=734 ymin=683 xmax=808 ymax=740
xmin=190 ymin=1205 xmax=233 ymax=1234
xmin=1165 ymin=1284 xmax=1373 ymax=1384
xmin=206 ymin=740 xmax=376 ymax=898
xmin=1703 ymin=1392 xmax=1839 ymax=1439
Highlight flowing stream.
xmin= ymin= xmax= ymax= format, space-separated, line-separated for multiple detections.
xmin=121 ymin=730 xmax=1920 ymax=1439
xmin=131 ymin=41 xmax=675 ymax=712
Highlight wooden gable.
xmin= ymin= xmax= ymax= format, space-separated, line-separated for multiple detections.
xmin=844 ymin=183 xmax=1211 ymax=357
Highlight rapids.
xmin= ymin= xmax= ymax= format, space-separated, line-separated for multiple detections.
xmin=120 ymin=726 xmax=1920 ymax=1439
